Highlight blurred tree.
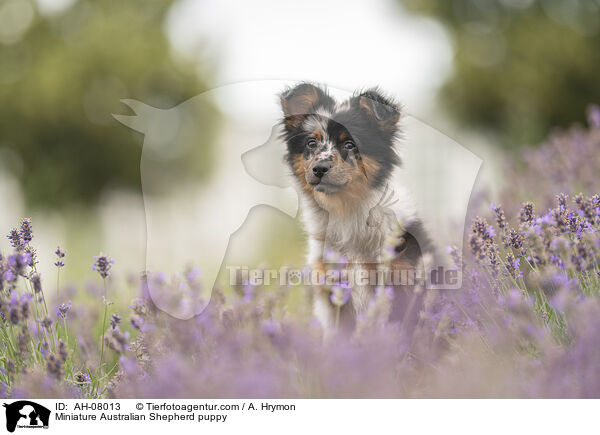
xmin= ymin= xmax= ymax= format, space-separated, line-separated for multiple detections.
xmin=402 ymin=0 xmax=600 ymax=148
xmin=0 ymin=0 xmax=218 ymax=208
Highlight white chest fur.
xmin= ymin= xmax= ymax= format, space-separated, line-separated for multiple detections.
xmin=298 ymin=181 xmax=418 ymax=328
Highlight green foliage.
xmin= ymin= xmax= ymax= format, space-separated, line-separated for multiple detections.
xmin=0 ymin=0 xmax=218 ymax=208
xmin=402 ymin=0 xmax=600 ymax=147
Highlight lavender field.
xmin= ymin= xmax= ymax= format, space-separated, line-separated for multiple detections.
xmin=1 ymin=106 xmax=600 ymax=399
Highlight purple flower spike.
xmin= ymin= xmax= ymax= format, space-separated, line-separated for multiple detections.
xmin=491 ymin=203 xmax=507 ymax=232
xmin=110 ymin=313 xmax=122 ymax=329
xmin=19 ymin=218 xmax=33 ymax=244
xmin=54 ymin=247 xmax=66 ymax=268
xmin=30 ymin=273 xmax=42 ymax=293
xmin=7 ymin=229 xmax=22 ymax=249
xmin=57 ymin=301 xmax=72 ymax=319
xmin=3 ymin=269 xmax=16 ymax=283
xmin=92 ymin=253 xmax=114 ymax=279
xmin=520 ymin=202 xmax=535 ymax=224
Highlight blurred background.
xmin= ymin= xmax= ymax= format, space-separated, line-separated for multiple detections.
xmin=1 ymin=0 xmax=599 ymax=296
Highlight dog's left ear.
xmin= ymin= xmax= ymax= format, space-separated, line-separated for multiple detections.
xmin=354 ymin=89 xmax=401 ymax=134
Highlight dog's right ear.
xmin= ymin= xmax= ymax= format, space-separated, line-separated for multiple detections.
xmin=280 ymin=83 xmax=333 ymax=129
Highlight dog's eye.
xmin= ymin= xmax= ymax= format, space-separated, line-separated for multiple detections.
xmin=306 ymin=138 xmax=317 ymax=148
xmin=343 ymin=141 xmax=356 ymax=151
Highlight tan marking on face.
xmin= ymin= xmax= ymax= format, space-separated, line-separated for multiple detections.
xmin=294 ymin=148 xmax=383 ymax=217
xmin=339 ymin=132 xmax=349 ymax=142
xmin=292 ymin=154 xmax=314 ymax=195
xmin=359 ymin=155 xmax=381 ymax=180
xmin=311 ymin=155 xmax=382 ymax=217
xmin=313 ymin=130 xmax=323 ymax=142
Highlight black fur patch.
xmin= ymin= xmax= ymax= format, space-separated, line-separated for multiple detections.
xmin=396 ymin=220 xmax=435 ymax=263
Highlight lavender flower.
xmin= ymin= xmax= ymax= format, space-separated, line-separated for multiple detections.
xmin=557 ymin=193 xmax=569 ymax=213
xmin=7 ymin=229 xmax=22 ymax=249
xmin=574 ymin=193 xmax=598 ymax=226
xmin=129 ymin=299 xmax=148 ymax=317
xmin=469 ymin=235 xmax=487 ymax=261
xmin=24 ymin=246 xmax=37 ymax=266
xmin=46 ymin=354 xmax=62 ymax=379
xmin=92 ymin=253 xmax=113 ymax=279
xmin=130 ymin=315 xmax=142 ymax=330
xmin=9 ymin=306 xmax=19 ymax=325
xmin=54 ymin=247 xmax=66 ymax=268
xmin=571 ymin=242 xmax=589 ymax=272
xmin=16 ymin=331 xmax=28 ymax=356
xmin=487 ymin=244 xmax=501 ymax=278
xmin=446 ymin=245 xmax=465 ymax=269
xmin=57 ymin=301 xmax=72 ymax=320
xmin=75 ymin=372 xmax=91 ymax=384
xmin=58 ymin=340 xmax=68 ymax=362
xmin=7 ymin=253 xmax=32 ymax=277
xmin=20 ymin=295 xmax=30 ymax=322
xmin=40 ymin=317 xmax=53 ymax=329
xmin=520 ymin=201 xmax=535 ymax=224
xmin=110 ymin=313 xmax=121 ymax=329
xmin=105 ymin=327 xmax=129 ymax=354
xmin=3 ymin=269 xmax=16 ymax=284
xmin=129 ymin=293 xmax=149 ymax=332
xmin=19 ymin=218 xmax=33 ymax=244
xmin=505 ymin=253 xmax=523 ymax=279
xmin=491 ymin=203 xmax=506 ymax=232
xmin=7 ymin=293 xmax=31 ymax=325
xmin=5 ymin=360 xmax=14 ymax=375
xmin=472 ymin=217 xmax=487 ymax=238
xmin=504 ymin=229 xmax=526 ymax=256
xmin=30 ymin=273 xmax=42 ymax=293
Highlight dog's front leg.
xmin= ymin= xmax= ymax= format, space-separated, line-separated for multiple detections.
xmin=306 ymin=237 xmax=336 ymax=330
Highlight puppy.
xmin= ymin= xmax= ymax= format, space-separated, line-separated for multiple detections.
xmin=279 ymin=83 xmax=434 ymax=330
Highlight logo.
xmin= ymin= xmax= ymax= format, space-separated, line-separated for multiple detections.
xmin=2 ymin=401 xmax=50 ymax=433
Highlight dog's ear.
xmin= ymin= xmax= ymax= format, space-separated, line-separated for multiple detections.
xmin=280 ymin=83 xmax=333 ymax=129
xmin=355 ymin=89 xmax=401 ymax=134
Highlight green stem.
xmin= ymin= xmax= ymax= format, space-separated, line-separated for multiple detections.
xmin=0 ymin=321 xmax=17 ymax=359
xmin=99 ymin=278 xmax=108 ymax=369
xmin=56 ymin=268 xmax=60 ymax=323
xmin=28 ymin=243 xmax=49 ymax=317
xmin=23 ymin=277 xmax=51 ymax=350
xmin=62 ymin=318 xmax=69 ymax=351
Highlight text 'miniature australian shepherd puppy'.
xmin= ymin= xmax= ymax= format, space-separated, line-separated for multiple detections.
xmin=279 ymin=82 xmax=434 ymax=331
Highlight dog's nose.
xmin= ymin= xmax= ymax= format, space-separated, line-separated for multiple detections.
xmin=312 ymin=161 xmax=331 ymax=178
